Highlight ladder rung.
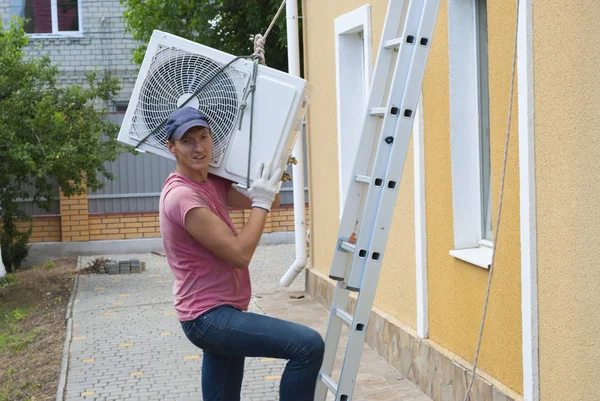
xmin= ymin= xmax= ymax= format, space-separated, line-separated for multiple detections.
xmin=319 ymin=373 xmax=338 ymax=394
xmin=354 ymin=174 xmax=371 ymax=184
xmin=334 ymin=308 xmax=353 ymax=326
xmin=338 ymin=240 xmax=356 ymax=254
xmin=369 ymin=107 xmax=386 ymax=116
xmin=384 ymin=37 xmax=403 ymax=49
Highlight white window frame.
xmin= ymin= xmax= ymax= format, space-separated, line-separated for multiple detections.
xmin=448 ymin=0 xmax=492 ymax=269
xmin=19 ymin=0 xmax=84 ymax=38
xmin=334 ymin=5 xmax=373 ymax=216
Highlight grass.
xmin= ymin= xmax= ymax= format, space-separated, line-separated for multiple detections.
xmin=0 ymin=274 xmax=17 ymax=290
xmin=0 ymin=307 xmax=38 ymax=355
xmin=0 ymin=257 xmax=76 ymax=401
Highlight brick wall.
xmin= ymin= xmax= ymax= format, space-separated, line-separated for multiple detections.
xmin=88 ymin=213 xmax=160 ymax=241
xmin=83 ymin=206 xmax=309 ymax=241
xmin=59 ymin=192 xmax=90 ymax=242
xmin=20 ymin=204 xmax=309 ymax=243
xmin=229 ymin=206 xmax=311 ymax=233
xmin=16 ymin=216 xmax=62 ymax=243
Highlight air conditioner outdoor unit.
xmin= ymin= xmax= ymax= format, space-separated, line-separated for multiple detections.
xmin=117 ymin=30 xmax=312 ymax=185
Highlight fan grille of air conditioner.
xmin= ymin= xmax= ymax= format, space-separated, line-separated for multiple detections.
xmin=130 ymin=45 xmax=248 ymax=166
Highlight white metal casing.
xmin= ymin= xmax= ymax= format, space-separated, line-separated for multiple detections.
xmin=117 ymin=30 xmax=312 ymax=185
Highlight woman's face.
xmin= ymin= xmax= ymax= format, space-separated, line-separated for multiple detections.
xmin=167 ymin=126 xmax=213 ymax=172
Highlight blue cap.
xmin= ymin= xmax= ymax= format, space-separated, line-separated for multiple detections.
xmin=165 ymin=107 xmax=210 ymax=140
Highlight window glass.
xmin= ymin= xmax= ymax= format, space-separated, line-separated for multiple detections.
xmin=476 ymin=0 xmax=492 ymax=241
xmin=23 ymin=0 xmax=52 ymax=34
xmin=11 ymin=0 xmax=79 ymax=34
xmin=114 ymin=103 xmax=129 ymax=114
xmin=57 ymin=0 xmax=79 ymax=32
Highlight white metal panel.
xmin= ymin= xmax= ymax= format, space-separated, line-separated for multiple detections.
xmin=223 ymin=75 xmax=298 ymax=180
xmin=448 ymin=0 xmax=484 ymax=250
xmin=414 ymin=96 xmax=428 ymax=339
xmin=517 ymin=0 xmax=539 ymax=399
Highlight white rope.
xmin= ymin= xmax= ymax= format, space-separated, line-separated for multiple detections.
xmin=253 ymin=35 xmax=267 ymax=64
xmin=252 ymin=0 xmax=286 ymax=64
xmin=463 ymin=0 xmax=520 ymax=400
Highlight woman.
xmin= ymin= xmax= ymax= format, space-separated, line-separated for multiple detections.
xmin=159 ymin=107 xmax=324 ymax=401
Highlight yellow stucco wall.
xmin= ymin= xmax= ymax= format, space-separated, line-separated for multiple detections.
xmin=303 ymin=0 xmax=417 ymax=330
xmin=303 ymin=0 xmax=522 ymax=394
xmin=533 ymin=2 xmax=600 ymax=399
xmin=422 ymin=1 xmax=522 ymax=393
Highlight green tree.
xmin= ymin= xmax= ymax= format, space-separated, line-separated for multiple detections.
xmin=121 ymin=0 xmax=296 ymax=72
xmin=0 ymin=18 xmax=126 ymax=272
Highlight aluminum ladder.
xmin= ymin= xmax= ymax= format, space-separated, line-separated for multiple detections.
xmin=315 ymin=0 xmax=441 ymax=399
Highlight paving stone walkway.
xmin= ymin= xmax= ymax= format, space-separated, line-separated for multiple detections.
xmin=61 ymin=244 xmax=431 ymax=401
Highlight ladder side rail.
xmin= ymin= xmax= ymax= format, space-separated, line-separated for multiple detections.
xmin=365 ymin=0 xmax=408 ymax=104
xmin=319 ymin=2 xmax=414 ymax=398
xmin=336 ymin=3 xmax=443 ymax=399
xmin=318 ymin=0 xmax=442 ymax=400
xmin=314 ymin=282 xmax=351 ymax=400
xmin=328 ymin=0 xmax=408 ymax=281
xmin=334 ymin=246 xmax=389 ymax=399
xmin=347 ymin=0 xmax=441 ymax=291
xmin=345 ymin=0 xmax=426 ymax=290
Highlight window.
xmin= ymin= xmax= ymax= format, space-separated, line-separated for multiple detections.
xmin=448 ymin=0 xmax=492 ymax=268
xmin=476 ymin=0 xmax=492 ymax=242
xmin=113 ymin=102 xmax=129 ymax=114
xmin=334 ymin=5 xmax=372 ymax=215
xmin=10 ymin=0 xmax=81 ymax=35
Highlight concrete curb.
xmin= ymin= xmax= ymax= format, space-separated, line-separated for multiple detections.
xmin=25 ymin=233 xmax=295 ymax=267
xmin=25 ymin=238 xmax=164 ymax=267
xmin=258 ymin=231 xmax=295 ymax=245
xmin=55 ymin=267 xmax=80 ymax=401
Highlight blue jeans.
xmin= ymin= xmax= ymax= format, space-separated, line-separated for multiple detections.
xmin=181 ymin=305 xmax=325 ymax=401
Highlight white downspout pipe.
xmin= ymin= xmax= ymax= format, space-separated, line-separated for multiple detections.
xmin=0 ymin=244 xmax=6 ymax=279
xmin=280 ymin=0 xmax=306 ymax=287
xmin=0 ymin=203 xmax=5 ymax=279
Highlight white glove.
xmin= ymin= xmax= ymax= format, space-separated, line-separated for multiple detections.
xmin=234 ymin=162 xmax=282 ymax=212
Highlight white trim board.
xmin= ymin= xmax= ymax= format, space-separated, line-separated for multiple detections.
xmin=414 ymin=96 xmax=428 ymax=339
xmin=334 ymin=5 xmax=373 ymax=216
xmin=447 ymin=0 xmax=492 ymax=268
xmin=517 ymin=0 xmax=539 ymax=400
xmin=449 ymin=246 xmax=492 ymax=269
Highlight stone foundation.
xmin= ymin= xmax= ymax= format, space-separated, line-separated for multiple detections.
xmin=305 ymin=268 xmax=521 ymax=401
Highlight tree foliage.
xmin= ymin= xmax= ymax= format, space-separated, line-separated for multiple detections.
xmin=121 ymin=0 xmax=294 ymax=71
xmin=0 ymin=19 xmax=125 ymax=271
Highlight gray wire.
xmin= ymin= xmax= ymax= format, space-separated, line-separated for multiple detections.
xmin=463 ymin=0 xmax=520 ymax=399
xmin=247 ymin=58 xmax=259 ymax=189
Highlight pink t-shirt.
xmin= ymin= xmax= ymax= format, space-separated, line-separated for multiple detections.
xmin=159 ymin=172 xmax=251 ymax=321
